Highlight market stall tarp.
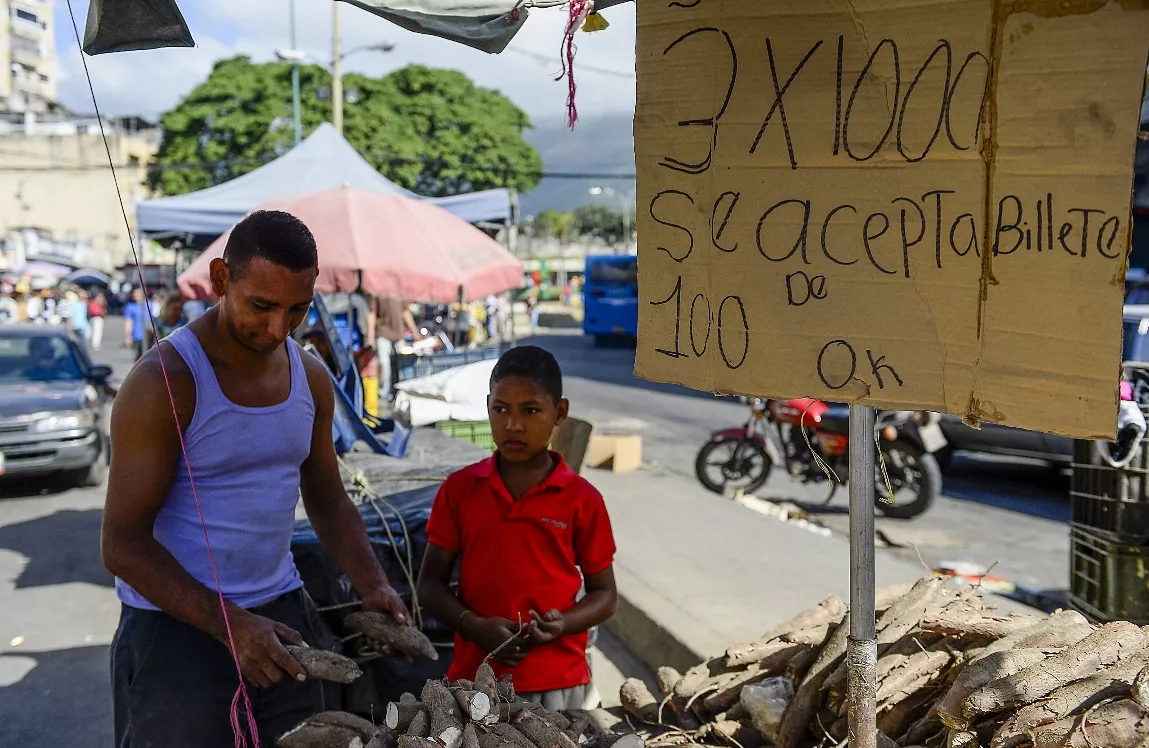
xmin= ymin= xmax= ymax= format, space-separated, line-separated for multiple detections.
xmin=80 ymin=0 xmax=634 ymax=56
xmin=177 ymin=186 xmax=523 ymax=303
xmin=393 ymin=359 xmax=495 ymax=426
xmin=137 ymin=123 xmax=512 ymax=235
xmin=345 ymin=0 xmax=632 ymax=52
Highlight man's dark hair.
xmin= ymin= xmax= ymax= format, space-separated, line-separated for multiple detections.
xmin=223 ymin=210 xmax=318 ymax=280
xmin=490 ymin=345 xmax=563 ymax=402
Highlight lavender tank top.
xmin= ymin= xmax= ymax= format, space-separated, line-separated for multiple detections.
xmin=116 ymin=327 xmax=315 ymax=610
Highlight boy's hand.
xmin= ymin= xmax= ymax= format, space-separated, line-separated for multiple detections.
xmin=462 ymin=616 xmax=530 ymax=666
xmin=527 ymin=609 xmax=565 ymax=645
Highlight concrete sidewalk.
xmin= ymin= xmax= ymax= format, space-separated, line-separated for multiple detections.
xmin=584 ymin=465 xmax=939 ymax=674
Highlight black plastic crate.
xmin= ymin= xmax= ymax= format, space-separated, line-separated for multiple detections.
xmin=1070 ymin=526 xmax=1149 ymax=625
xmin=1070 ymin=411 xmax=1149 ymax=542
xmin=1070 ymin=473 xmax=1149 ymax=542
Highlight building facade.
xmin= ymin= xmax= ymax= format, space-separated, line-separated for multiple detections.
xmin=0 ymin=0 xmax=58 ymax=114
xmin=0 ymin=114 xmax=159 ymax=273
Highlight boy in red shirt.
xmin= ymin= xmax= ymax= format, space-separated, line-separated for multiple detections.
xmin=418 ymin=346 xmax=618 ymax=709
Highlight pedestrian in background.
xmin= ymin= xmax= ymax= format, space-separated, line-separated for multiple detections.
xmin=124 ymin=288 xmax=147 ymax=360
xmin=485 ymin=294 xmax=499 ymax=340
xmin=527 ymin=284 xmax=540 ymax=334
xmin=147 ymin=292 xmax=186 ymax=350
xmin=183 ymin=297 xmax=206 ymax=322
xmin=88 ymin=292 xmax=107 ymax=350
xmin=24 ymin=291 xmax=41 ymax=323
xmin=0 ymin=294 xmax=17 ymax=323
xmin=373 ymin=295 xmax=419 ymax=403
xmin=42 ymin=289 xmax=58 ymax=325
xmin=66 ymin=290 xmax=89 ymax=344
xmin=497 ymin=293 xmax=512 ymax=341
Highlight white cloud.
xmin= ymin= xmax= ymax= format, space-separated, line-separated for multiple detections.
xmin=55 ymin=0 xmax=636 ymax=124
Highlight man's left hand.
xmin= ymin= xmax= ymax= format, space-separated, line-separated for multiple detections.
xmin=527 ymin=609 xmax=565 ymax=645
xmin=359 ymin=586 xmax=415 ymax=660
xmin=361 ymin=585 xmax=411 ymax=625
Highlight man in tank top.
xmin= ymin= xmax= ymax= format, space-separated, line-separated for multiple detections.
xmin=102 ymin=210 xmax=413 ymax=747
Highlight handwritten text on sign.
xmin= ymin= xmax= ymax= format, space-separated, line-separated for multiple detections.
xmin=633 ymin=0 xmax=1149 ymax=439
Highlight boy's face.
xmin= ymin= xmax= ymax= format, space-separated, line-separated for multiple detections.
xmin=488 ymin=375 xmax=569 ymax=463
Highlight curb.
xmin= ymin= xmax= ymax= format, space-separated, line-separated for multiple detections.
xmin=603 ymin=588 xmax=705 ymax=676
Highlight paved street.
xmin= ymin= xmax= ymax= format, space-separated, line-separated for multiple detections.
xmin=0 ymin=320 xmax=132 ymax=748
xmin=537 ymin=331 xmax=1072 ymax=597
xmin=0 ymin=322 xmax=1076 ymax=748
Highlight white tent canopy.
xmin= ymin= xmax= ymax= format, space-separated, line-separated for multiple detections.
xmin=136 ymin=123 xmax=512 ymax=236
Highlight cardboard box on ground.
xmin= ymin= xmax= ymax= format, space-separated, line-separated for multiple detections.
xmin=633 ymin=0 xmax=1149 ymax=440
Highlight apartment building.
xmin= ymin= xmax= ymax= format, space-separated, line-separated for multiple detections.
xmin=0 ymin=0 xmax=58 ymax=114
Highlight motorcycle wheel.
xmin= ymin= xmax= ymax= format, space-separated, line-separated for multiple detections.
xmin=695 ymin=437 xmax=772 ymax=495
xmin=874 ymin=439 xmax=941 ymax=519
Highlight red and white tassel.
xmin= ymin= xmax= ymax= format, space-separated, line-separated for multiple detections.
xmin=557 ymin=0 xmax=592 ymax=128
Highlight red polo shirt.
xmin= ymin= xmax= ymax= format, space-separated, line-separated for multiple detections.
xmin=426 ymin=453 xmax=616 ymax=692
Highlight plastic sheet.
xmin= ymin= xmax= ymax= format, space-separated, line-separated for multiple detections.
xmin=741 ymin=677 xmax=794 ymax=743
xmin=82 ymin=0 xmax=194 ymax=55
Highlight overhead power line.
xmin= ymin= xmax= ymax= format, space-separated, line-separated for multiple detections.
xmin=0 ymin=157 xmax=636 ymax=181
xmin=503 ymin=45 xmax=635 ymax=79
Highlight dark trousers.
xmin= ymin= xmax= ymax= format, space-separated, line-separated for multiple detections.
xmin=112 ymin=589 xmax=328 ymax=748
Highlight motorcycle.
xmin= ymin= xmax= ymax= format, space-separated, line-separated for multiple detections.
xmin=694 ymin=398 xmax=945 ymax=519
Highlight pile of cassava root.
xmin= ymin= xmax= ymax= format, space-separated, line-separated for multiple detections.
xmin=618 ymin=577 xmax=1149 ymax=748
xmin=278 ymin=662 xmax=648 ymax=748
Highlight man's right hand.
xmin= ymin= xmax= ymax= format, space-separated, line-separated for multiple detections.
xmin=227 ymin=610 xmax=309 ymax=688
xmin=461 ymin=615 xmax=529 ymax=666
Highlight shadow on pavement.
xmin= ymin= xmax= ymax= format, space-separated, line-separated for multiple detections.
xmin=939 ymin=455 xmax=1069 ymax=523
xmin=759 ymin=453 xmax=1069 ymax=524
xmin=0 ymin=473 xmax=79 ymax=501
xmin=0 ymin=508 xmax=113 ymax=589
xmin=0 ymin=645 xmax=112 ymax=748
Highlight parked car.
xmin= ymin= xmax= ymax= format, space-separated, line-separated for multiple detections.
xmin=936 ymin=304 xmax=1149 ymax=469
xmin=0 ymin=325 xmax=113 ymax=486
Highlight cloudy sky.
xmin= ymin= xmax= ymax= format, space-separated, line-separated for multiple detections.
xmin=52 ymin=0 xmax=637 ymax=125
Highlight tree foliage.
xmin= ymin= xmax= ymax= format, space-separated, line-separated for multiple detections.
xmin=573 ymin=204 xmax=634 ymax=244
xmin=149 ymin=56 xmax=543 ymax=198
xmin=533 ymin=209 xmax=576 ymax=241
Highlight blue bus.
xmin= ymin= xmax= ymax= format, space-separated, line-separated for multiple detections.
xmin=582 ymin=255 xmax=638 ymax=343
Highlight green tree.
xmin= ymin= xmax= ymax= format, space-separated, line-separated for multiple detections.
xmin=533 ymin=209 xmax=576 ymax=241
xmin=149 ymin=56 xmax=542 ymax=198
xmin=573 ymin=204 xmax=634 ymax=244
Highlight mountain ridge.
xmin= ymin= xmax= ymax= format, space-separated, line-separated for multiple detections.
xmin=521 ymin=112 xmax=636 ymax=216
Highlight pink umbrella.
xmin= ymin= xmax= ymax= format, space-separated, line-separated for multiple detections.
xmin=177 ymin=186 xmax=523 ymax=303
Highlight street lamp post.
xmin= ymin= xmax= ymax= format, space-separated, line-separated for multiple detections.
xmin=277 ymin=31 xmax=395 ymax=137
xmin=332 ymin=2 xmax=343 ymax=134
xmin=290 ymin=0 xmax=302 ymax=146
xmin=589 ymin=185 xmax=636 ymax=253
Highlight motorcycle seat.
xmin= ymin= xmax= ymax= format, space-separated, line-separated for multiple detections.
xmin=818 ymin=403 xmax=851 ymax=434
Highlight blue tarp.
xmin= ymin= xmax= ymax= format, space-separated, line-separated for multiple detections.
xmin=137 ymin=123 xmax=512 ymax=235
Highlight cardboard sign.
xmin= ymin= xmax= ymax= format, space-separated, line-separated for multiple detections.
xmin=634 ymin=0 xmax=1149 ymax=439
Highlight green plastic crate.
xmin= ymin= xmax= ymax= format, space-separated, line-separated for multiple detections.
xmin=1070 ymin=526 xmax=1149 ymax=625
xmin=434 ymin=420 xmax=496 ymax=451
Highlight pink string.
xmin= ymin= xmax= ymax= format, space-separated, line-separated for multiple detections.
xmin=556 ymin=0 xmax=591 ymax=129
xmin=64 ymin=0 xmax=259 ymax=743
xmin=137 ymin=280 xmax=260 ymax=748
xmin=128 ymin=278 xmax=260 ymax=744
